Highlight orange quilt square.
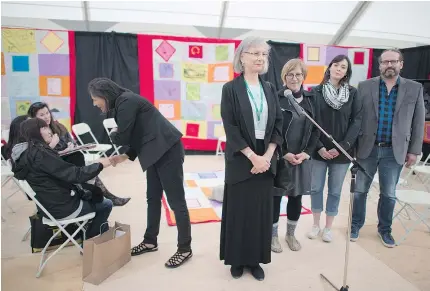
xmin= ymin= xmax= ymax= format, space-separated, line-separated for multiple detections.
xmin=304 ymin=66 xmax=325 ymax=84
xmin=208 ymin=63 xmax=233 ymax=83
xmin=168 ymin=208 xmax=219 ymax=224
xmin=1 ymin=52 xmax=5 ymax=75
xmin=39 ymin=76 xmax=70 ymax=97
xmin=154 ymin=100 xmax=181 ymax=120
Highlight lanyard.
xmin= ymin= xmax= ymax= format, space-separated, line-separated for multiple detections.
xmin=245 ymin=81 xmax=264 ymax=121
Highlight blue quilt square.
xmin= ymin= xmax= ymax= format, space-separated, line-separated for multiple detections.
xmin=12 ymin=56 xmax=30 ymax=72
xmin=198 ymin=172 xmax=217 ymax=179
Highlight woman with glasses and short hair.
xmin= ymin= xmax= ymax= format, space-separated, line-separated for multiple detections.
xmin=271 ymin=58 xmax=319 ymax=253
xmin=219 ymin=36 xmax=283 ymax=281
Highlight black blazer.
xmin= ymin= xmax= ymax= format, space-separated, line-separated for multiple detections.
xmin=110 ymin=91 xmax=182 ymax=172
xmin=221 ymin=74 xmax=283 ymax=184
xmin=311 ymin=85 xmax=362 ymax=163
xmin=277 ymin=87 xmax=319 ymax=156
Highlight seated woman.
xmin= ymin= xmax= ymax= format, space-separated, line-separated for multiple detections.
xmin=27 ymin=102 xmax=130 ymax=207
xmin=11 ymin=118 xmax=113 ymax=238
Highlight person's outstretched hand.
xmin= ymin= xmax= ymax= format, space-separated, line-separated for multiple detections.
xmin=98 ymin=157 xmax=112 ymax=168
xmin=110 ymin=154 xmax=128 ymax=167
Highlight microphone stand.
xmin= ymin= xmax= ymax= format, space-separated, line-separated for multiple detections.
xmin=291 ymin=99 xmax=371 ymax=291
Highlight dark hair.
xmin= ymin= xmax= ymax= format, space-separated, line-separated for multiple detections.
xmin=5 ymin=115 xmax=28 ymax=158
xmin=378 ymin=49 xmax=404 ymax=63
xmin=320 ymin=55 xmax=352 ymax=86
xmin=20 ymin=118 xmax=49 ymax=144
xmin=87 ymin=78 xmax=130 ymax=110
xmin=27 ymin=102 xmax=68 ymax=137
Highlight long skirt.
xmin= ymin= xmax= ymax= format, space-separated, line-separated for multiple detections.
xmin=220 ymin=141 xmax=273 ymax=266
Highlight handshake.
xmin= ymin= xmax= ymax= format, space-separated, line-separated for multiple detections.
xmin=97 ymin=154 xmax=128 ymax=168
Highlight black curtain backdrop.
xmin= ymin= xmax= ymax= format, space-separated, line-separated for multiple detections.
xmin=371 ymin=46 xmax=430 ymax=79
xmin=74 ymin=31 xmax=139 ymax=147
xmin=262 ymin=41 xmax=301 ymax=91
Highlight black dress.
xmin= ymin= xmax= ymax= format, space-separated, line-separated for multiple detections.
xmin=220 ymin=140 xmax=273 ymax=266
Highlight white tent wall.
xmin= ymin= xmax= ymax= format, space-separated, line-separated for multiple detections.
xmin=2 ymin=1 xmax=430 ymax=49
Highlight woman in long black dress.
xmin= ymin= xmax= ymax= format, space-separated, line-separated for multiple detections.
xmin=220 ymin=36 xmax=283 ymax=281
xmin=27 ymin=102 xmax=130 ymax=206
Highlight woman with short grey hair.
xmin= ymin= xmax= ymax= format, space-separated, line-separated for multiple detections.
xmin=219 ymin=36 xmax=283 ymax=281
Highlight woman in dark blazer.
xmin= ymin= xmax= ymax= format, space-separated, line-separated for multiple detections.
xmin=307 ymin=55 xmax=362 ymax=243
xmin=271 ymin=59 xmax=319 ymax=253
xmin=220 ymin=36 xmax=283 ymax=281
xmin=88 ymin=78 xmax=192 ymax=269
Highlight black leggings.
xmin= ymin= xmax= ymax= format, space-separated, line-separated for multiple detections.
xmin=273 ymin=195 xmax=302 ymax=223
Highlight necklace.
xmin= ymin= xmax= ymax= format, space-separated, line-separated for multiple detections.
xmin=244 ymin=81 xmax=264 ymax=121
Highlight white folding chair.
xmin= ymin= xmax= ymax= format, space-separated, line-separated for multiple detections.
xmin=72 ymin=123 xmax=112 ymax=162
xmin=17 ymin=180 xmax=95 ymax=278
xmin=216 ymin=135 xmax=226 ymax=156
xmin=103 ymin=118 xmax=122 ymax=156
xmin=393 ymin=184 xmax=430 ymax=245
xmin=1 ymin=159 xmax=23 ymax=213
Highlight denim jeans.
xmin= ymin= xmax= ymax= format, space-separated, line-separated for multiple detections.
xmin=79 ymin=198 xmax=113 ymax=239
xmin=351 ymin=146 xmax=403 ymax=234
xmin=311 ymin=159 xmax=350 ymax=216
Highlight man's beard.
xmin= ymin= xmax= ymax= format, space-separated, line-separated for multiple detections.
xmin=382 ymin=68 xmax=398 ymax=79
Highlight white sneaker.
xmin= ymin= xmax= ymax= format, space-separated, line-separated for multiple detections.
xmin=322 ymin=228 xmax=332 ymax=243
xmin=307 ymin=225 xmax=321 ymax=239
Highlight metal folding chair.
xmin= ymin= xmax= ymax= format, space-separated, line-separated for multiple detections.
xmin=17 ymin=180 xmax=95 ymax=278
xmin=72 ymin=123 xmax=112 ymax=162
xmin=103 ymin=118 xmax=122 ymax=156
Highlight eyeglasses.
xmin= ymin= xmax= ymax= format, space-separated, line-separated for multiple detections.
xmin=380 ymin=60 xmax=400 ymax=66
xmin=286 ymin=73 xmax=304 ymax=80
xmin=243 ymin=52 xmax=269 ymax=58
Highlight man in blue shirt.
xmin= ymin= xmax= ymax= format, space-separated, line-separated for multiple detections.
xmin=351 ymin=49 xmax=425 ymax=247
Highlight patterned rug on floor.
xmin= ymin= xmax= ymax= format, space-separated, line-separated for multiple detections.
xmin=162 ymin=171 xmax=312 ymax=226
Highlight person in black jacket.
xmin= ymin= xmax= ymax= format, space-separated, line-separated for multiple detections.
xmin=26 ymin=102 xmax=131 ymax=207
xmin=11 ymin=118 xmax=113 ymax=239
xmin=307 ymin=55 xmax=362 ymax=243
xmin=271 ymin=59 xmax=319 ymax=253
xmin=219 ymin=36 xmax=283 ymax=281
xmin=88 ymin=78 xmax=192 ymax=269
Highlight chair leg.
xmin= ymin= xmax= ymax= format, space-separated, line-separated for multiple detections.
xmin=216 ymin=140 xmax=222 ymax=156
xmin=22 ymin=226 xmax=31 ymax=242
xmin=36 ymin=221 xmax=89 ymax=278
xmin=395 ymin=205 xmax=430 ymax=245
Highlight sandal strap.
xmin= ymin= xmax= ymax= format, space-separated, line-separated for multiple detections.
xmin=166 ymin=251 xmax=192 ymax=266
xmin=131 ymin=242 xmax=156 ymax=254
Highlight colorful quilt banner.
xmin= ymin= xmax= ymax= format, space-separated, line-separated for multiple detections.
xmin=1 ymin=28 xmax=73 ymax=132
xmin=138 ymin=34 xmax=240 ymax=151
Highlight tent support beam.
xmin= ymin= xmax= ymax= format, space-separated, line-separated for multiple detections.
xmin=82 ymin=1 xmax=90 ymax=31
xmin=328 ymin=1 xmax=371 ymax=45
xmin=217 ymin=1 xmax=229 ymax=38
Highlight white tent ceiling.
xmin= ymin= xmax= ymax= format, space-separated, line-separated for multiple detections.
xmin=2 ymin=1 xmax=430 ymax=49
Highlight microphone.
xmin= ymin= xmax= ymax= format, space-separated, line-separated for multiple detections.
xmin=284 ymin=89 xmax=304 ymax=116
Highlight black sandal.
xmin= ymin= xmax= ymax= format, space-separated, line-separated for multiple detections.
xmin=164 ymin=250 xmax=193 ymax=268
xmin=131 ymin=241 xmax=158 ymax=256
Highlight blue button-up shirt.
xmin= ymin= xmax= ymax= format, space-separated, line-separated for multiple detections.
xmin=376 ymin=77 xmax=400 ymax=143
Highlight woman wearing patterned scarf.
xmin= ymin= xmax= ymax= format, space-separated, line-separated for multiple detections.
xmin=307 ymin=55 xmax=362 ymax=243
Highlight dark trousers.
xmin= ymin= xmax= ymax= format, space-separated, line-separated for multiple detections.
xmin=142 ymin=141 xmax=192 ymax=252
xmin=273 ymin=195 xmax=302 ymax=223
xmin=78 ymin=184 xmax=113 ymax=239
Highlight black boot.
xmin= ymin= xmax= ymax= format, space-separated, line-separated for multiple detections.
xmin=94 ymin=177 xmax=131 ymax=207
xmin=230 ymin=265 xmax=244 ymax=279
